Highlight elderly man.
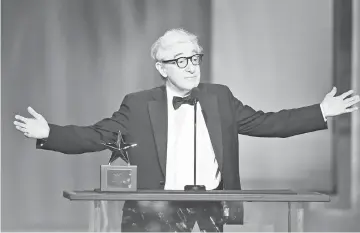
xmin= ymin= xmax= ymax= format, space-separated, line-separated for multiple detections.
xmin=14 ymin=28 xmax=359 ymax=232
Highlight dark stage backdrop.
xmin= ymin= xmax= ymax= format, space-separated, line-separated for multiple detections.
xmin=212 ymin=0 xmax=334 ymax=192
xmin=1 ymin=0 xmax=211 ymax=231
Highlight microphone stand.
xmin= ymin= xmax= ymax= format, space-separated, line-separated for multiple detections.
xmin=185 ymin=98 xmax=206 ymax=191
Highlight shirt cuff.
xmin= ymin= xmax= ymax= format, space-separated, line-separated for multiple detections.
xmin=319 ymin=103 xmax=327 ymax=122
xmin=36 ymin=138 xmax=48 ymax=148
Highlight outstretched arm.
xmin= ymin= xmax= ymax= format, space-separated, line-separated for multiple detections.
xmin=14 ymin=95 xmax=132 ymax=154
xmin=230 ymin=87 xmax=359 ymax=138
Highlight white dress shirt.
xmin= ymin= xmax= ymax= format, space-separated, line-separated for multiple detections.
xmin=164 ymin=86 xmax=221 ymax=190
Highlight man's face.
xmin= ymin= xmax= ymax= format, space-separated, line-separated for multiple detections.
xmin=157 ymin=42 xmax=201 ymax=94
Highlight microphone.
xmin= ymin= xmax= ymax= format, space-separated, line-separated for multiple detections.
xmin=190 ymin=87 xmax=200 ymax=103
xmin=185 ymin=87 xmax=206 ymax=191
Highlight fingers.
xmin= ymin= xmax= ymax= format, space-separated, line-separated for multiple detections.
xmin=14 ymin=120 xmax=26 ymax=128
xmin=344 ymin=95 xmax=360 ymax=106
xmin=341 ymin=90 xmax=355 ymax=99
xmin=15 ymin=125 xmax=27 ymax=133
xmin=27 ymin=106 xmax=42 ymax=119
xmin=344 ymin=95 xmax=358 ymax=102
xmin=327 ymin=86 xmax=337 ymax=96
xmin=345 ymin=106 xmax=359 ymax=113
xmin=14 ymin=124 xmax=33 ymax=138
xmin=14 ymin=115 xmax=29 ymax=123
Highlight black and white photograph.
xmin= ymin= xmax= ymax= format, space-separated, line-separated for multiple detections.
xmin=2 ymin=0 xmax=360 ymax=231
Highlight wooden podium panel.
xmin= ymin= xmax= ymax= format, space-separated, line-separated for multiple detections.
xmin=63 ymin=190 xmax=330 ymax=232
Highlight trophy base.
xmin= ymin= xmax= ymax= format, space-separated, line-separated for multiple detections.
xmin=184 ymin=185 xmax=206 ymax=191
xmin=100 ymin=165 xmax=137 ymax=191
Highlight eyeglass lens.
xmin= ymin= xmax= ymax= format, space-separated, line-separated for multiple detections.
xmin=177 ymin=55 xmax=202 ymax=68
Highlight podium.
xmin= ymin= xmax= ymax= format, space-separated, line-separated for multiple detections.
xmin=63 ymin=189 xmax=330 ymax=232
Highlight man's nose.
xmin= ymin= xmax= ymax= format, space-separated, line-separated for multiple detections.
xmin=186 ymin=61 xmax=196 ymax=73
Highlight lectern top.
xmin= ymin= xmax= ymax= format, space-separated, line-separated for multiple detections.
xmin=63 ymin=189 xmax=330 ymax=202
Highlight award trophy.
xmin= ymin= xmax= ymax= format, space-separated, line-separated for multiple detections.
xmin=99 ymin=131 xmax=138 ymax=191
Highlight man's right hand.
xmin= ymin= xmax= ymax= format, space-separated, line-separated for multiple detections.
xmin=14 ymin=106 xmax=50 ymax=139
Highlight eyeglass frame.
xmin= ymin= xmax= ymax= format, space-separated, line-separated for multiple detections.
xmin=160 ymin=54 xmax=204 ymax=69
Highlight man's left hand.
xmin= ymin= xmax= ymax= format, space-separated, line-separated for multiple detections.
xmin=321 ymin=87 xmax=360 ymax=118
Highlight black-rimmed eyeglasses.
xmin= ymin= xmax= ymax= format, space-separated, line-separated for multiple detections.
xmin=161 ymin=54 xmax=203 ymax=69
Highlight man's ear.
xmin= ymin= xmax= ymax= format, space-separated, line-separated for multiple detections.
xmin=155 ymin=62 xmax=167 ymax=78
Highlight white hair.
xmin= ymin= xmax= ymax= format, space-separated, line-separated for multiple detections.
xmin=150 ymin=28 xmax=203 ymax=61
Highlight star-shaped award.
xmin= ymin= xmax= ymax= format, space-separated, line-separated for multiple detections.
xmin=101 ymin=131 xmax=137 ymax=165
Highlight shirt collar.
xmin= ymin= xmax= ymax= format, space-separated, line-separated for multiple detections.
xmin=165 ymin=83 xmax=191 ymax=101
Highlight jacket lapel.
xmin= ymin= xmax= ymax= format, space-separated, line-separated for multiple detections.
xmin=197 ymin=85 xmax=224 ymax=172
xmin=147 ymin=84 xmax=224 ymax=179
xmin=148 ymin=86 xmax=168 ymax=177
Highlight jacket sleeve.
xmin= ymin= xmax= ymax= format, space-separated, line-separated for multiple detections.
xmin=36 ymin=95 xmax=132 ymax=154
xmin=227 ymin=87 xmax=328 ymax=138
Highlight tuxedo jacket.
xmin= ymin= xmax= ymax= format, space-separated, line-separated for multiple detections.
xmin=37 ymin=83 xmax=327 ymax=223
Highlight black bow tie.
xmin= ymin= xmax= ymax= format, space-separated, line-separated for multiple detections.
xmin=172 ymin=95 xmax=195 ymax=110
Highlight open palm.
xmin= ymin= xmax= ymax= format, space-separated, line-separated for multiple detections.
xmin=321 ymin=87 xmax=360 ymax=118
xmin=14 ymin=107 xmax=50 ymax=139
